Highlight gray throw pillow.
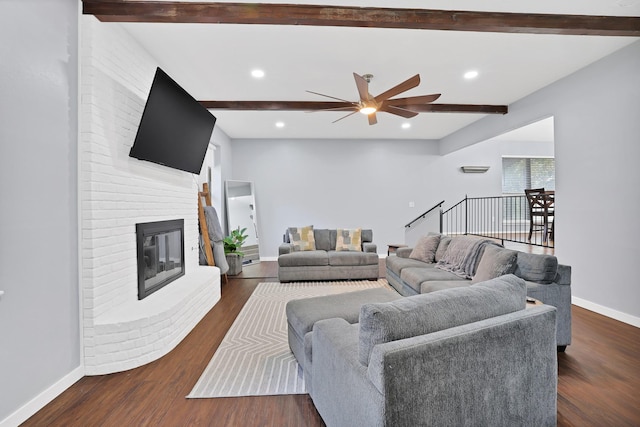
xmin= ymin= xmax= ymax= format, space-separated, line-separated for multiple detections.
xmin=409 ymin=234 xmax=441 ymax=263
xmin=513 ymin=252 xmax=558 ymax=284
xmin=435 ymin=236 xmax=452 ymax=262
xmin=472 ymin=245 xmax=518 ymax=283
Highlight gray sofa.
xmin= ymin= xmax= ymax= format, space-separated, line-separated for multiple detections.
xmin=386 ymin=233 xmax=572 ymax=350
xmin=286 ymin=275 xmax=558 ymax=426
xmin=278 ymin=228 xmax=379 ymax=282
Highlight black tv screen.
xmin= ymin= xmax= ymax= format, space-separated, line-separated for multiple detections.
xmin=129 ymin=67 xmax=216 ymax=174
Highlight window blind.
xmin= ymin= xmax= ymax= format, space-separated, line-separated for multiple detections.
xmin=502 ymin=157 xmax=555 ymax=194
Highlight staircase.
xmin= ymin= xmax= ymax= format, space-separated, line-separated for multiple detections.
xmin=407 ymin=195 xmax=554 ymax=248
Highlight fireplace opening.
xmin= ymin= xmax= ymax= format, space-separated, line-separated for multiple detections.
xmin=136 ymin=219 xmax=185 ymax=300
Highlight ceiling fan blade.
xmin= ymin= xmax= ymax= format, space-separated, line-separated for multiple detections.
xmin=380 ymin=105 xmax=419 ymax=119
xmin=332 ymin=110 xmax=359 ymax=123
xmin=368 ymin=113 xmax=378 ymax=125
xmin=306 ymin=90 xmax=355 ymax=104
xmin=307 ymin=106 xmax=358 ymax=113
xmin=386 ymin=93 xmax=441 ymax=105
xmin=374 ymin=74 xmax=421 ymax=103
xmin=353 ymin=73 xmax=371 ymax=102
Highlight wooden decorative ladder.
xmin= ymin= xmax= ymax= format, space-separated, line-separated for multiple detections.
xmin=198 ymin=183 xmax=227 ymax=282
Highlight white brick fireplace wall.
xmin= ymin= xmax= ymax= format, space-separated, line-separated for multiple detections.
xmin=80 ymin=17 xmax=220 ymax=375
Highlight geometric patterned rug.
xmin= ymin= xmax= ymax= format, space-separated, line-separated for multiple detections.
xmin=187 ymin=279 xmax=389 ymax=398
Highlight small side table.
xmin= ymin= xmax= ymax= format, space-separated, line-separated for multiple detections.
xmin=525 ymin=297 xmax=543 ymax=308
xmin=387 ymin=244 xmax=408 ymax=256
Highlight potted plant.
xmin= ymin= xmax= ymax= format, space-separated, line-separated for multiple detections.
xmin=224 ymin=227 xmax=248 ymax=275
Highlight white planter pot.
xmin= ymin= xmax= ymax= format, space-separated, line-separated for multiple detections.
xmin=226 ymin=253 xmax=244 ymax=275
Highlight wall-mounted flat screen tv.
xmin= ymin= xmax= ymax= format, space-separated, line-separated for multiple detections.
xmin=129 ymin=67 xmax=216 ymax=174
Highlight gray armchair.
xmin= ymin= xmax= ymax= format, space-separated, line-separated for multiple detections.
xmin=308 ymin=275 xmax=558 ymax=426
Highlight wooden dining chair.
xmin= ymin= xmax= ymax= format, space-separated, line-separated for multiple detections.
xmin=524 ymin=188 xmax=555 ymax=243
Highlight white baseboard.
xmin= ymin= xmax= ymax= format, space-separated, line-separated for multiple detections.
xmin=0 ymin=366 xmax=84 ymax=427
xmin=572 ymin=297 xmax=640 ymax=328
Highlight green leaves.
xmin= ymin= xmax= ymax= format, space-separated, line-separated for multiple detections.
xmin=224 ymin=227 xmax=249 ymax=255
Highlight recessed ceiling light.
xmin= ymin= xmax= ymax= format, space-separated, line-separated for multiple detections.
xmin=464 ymin=70 xmax=479 ymax=80
xmin=401 ymin=123 xmax=411 ymax=129
xmin=275 ymin=121 xmax=285 ymax=128
xmin=251 ymin=69 xmax=265 ymax=78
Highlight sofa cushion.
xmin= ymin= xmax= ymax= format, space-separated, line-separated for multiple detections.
xmin=302 ymin=229 xmax=372 ymax=251
xmin=336 ymin=228 xmax=362 ymax=251
xmin=314 ymin=229 xmax=332 ymax=252
xmin=358 ymin=274 xmax=527 ymax=365
xmin=328 ymin=250 xmax=379 ymax=266
xmin=420 ymin=280 xmax=473 ymax=293
xmin=285 ymin=287 xmax=402 ymax=369
xmin=514 ymin=252 xmax=559 ymax=284
xmin=400 ymin=267 xmax=462 ymax=293
xmin=278 ymin=250 xmax=328 ymax=267
xmin=286 ymin=287 xmax=401 ymax=341
xmin=409 ymin=234 xmax=441 ymax=263
xmin=288 ymin=225 xmax=316 ymax=251
xmin=472 ymin=245 xmax=518 ymax=283
xmin=434 ymin=235 xmax=452 ymax=262
xmin=386 ymin=256 xmax=435 ymax=277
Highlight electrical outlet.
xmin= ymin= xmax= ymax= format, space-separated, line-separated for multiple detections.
xmin=409 ymin=201 xmax=415 ymax=208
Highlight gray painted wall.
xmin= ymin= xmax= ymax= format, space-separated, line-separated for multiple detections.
xmin=440 ymin=40 xmax=640 ymax=319
xmin=231 ymin=137 xmax=553 ymax=256
xmin=0 ymin=0 xmax=80 ymax=422
xmin=213 ymin=127 xmax=234 ymax=232
xmin=231 ymin=138 xmax=439 ymax=255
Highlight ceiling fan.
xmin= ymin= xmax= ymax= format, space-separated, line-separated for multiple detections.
xmin=306 ymin=73 xmax=441 ymax=125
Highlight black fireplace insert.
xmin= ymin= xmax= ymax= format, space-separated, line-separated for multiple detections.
xmin=136 ymin=219 xmax=185 ymax=300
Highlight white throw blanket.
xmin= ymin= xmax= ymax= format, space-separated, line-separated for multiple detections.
xmin=435 ymin=236 xmax=496 ymax=279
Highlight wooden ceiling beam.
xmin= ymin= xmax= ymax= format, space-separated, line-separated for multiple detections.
xmin=198 ymin=100 xmax=508 ymax=114
xmin=82 ymin=1 xmax=640 ymax=37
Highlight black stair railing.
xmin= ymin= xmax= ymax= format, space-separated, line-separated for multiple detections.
xmin=439 ymin=195 xmax=554 ymax=248
xmin=404 ymin=200 xmax=445 ymax=228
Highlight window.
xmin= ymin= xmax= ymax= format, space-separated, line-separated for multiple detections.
xmin=502 ymin=157 xmax=555 ymax=194
xmin=502 ymin=157 xmax=555 ymax=222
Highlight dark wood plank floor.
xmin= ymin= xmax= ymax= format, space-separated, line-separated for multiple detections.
xmin=23 ymin=261 xmax=640 ymax=426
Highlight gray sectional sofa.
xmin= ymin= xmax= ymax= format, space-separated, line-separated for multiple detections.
xmin=278 ymin=228 xmax=379 ymax=282
xmin=386 ymin=233 xmax=572 ymax=350
xmin=286 ymin=275 xmax=558 ymax=426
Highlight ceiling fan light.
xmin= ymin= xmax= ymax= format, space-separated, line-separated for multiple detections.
xmin=360 ymin=106 xmax=377 ymax=115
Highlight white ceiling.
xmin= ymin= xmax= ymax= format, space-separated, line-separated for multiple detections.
xmin=116 ymin=0 xmax=640 ymax=140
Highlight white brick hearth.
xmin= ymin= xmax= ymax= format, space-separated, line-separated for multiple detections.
xmin=80 ymin=17 xmax=220 ymax=375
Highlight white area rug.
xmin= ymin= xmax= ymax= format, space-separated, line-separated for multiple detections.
xmin=187 ymin=280 xmax=388 ymax=398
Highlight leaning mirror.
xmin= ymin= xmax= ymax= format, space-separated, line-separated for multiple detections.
xmin=224 ymin=180 xmax=260 ymax=264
